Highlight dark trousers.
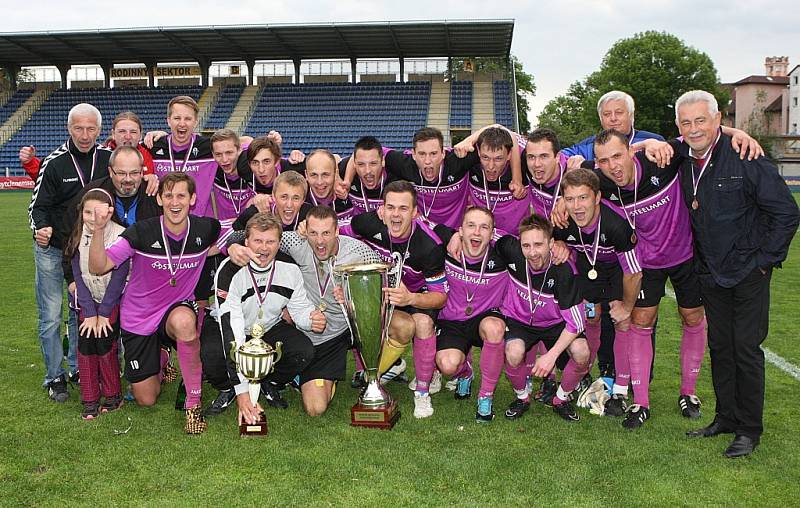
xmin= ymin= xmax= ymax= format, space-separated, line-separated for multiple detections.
xmin=700 ymin=268 xmax=771 ymax=439
xmin=200 ymin=314 xmax=314 ymax=390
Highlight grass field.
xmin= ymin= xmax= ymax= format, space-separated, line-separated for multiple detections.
xmin=1 ymin=191 xmax=798 ymax=507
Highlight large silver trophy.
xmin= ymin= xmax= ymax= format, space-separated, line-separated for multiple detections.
xmin=334 ymin=261 xmax=400 ymax=429
xmin=230 ymin=323 xmax=282 ymax=436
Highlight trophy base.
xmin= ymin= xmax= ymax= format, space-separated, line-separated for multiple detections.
xmin=239 ymin=412 xmax=269 ymax=436
xmin=350 ymin=400 xmax=400 ymax=429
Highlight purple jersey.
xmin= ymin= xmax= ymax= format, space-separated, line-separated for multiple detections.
xmin=528 ymin=152 xmax=568 ymax=219
xmin=467 ymin=163 xmax=529 ymax=237
xmin=435 ymin=225 xmax=508 ymax=321
xmin=338 ymin=157 xmax=398 ymax=217
xmin=497 ymin=235 xmax=585 ymax=333
xmin=106 ymin=215 xmax=222 ymax=335
xmin=554 ymin=204 xmax=642 ymax=275
xmin=305 ymin=192 xmax=354 ymax=221
xmin=150 ymin=135 xmax=216 ymax=217
xmin=340 ymin=212 xmax=446 ymax=294
xmin=595 ymin=150 xmax=693 ymax=269
xmin=212 ymin=163 xmax=256 ymax=221
xmin=385 ymin=149 xmax=477 ymax=228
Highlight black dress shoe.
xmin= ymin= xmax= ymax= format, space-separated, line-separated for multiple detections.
xmin=686 ymin=420 xmax=735 ymax=438
xmin=724 ymin=435 xmax=759 ymax=458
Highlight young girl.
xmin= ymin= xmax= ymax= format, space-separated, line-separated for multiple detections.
xmin=64 ymin=189 xmax=130 ymax=420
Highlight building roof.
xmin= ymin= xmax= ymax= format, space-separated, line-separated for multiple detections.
xmin=765 ymin=94 xmax=784 ymax=113
xmin=731 ymin=75 xmax=790 ymax=86
xmin=0 ymin=20 xmax=515 ymax=68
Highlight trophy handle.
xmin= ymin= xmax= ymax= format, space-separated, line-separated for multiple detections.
xmin=273 ymin=341 xmax=283 ymax=364
xmin=228 ymin=341 xmax=239 ymax=369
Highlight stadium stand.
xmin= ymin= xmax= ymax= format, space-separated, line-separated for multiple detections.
xmin=449 ymin=81 xmax=472 ymax=128
xmin=203 ymin=83 xmax=246 ymax=130
xmin=0 ymin=89 xmax=34 ymax=127
xmin=244 ymin=81 xmax=431 ymax=155
xmin=494 ymin=80 xmax=514 ymax=128
xmin=0 ymin=86 xmax=202 ymax=173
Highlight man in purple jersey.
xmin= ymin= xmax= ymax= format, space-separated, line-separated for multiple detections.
xmin=461 ymin=127 xmax=528 ymax=236
xmin=210 ymin=129 xmax=255 ymax=222
xmin=338 ymin=181 xmax=447 ymax=418
xmin=501 ymin=215 xmax=590 ymax=422
xmin=554 ymin=168 xmax=646 ymax=428
xmin=337 ymin=136 xmax=396 ymax=216
xmin=432 ymin=207 xmax=508 ymax=422
xmin=340 ymin=128 xmax=477 ymax=228
xmin=525 ymin=128 xmax=569 ymax=219
xmin=88 ymin=173 xmax=228 ymax=434
xmin=303 ymin=149 xmax=353 ymax=220
xmin=592 ymin=129 xmax=707 ymax=421
xmin=237 ymin=135 xmax=306 ymax=195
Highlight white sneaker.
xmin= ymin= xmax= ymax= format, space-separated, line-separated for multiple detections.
xmin=413 ymin=391 xmax=434 ymax=418
xmin=379 ymin=358 xmax=407 ymax=385
xmin=445 ymin=377 xmax=458 ymax=391
xmin=407 ymin=370 xmax=442 ymax=394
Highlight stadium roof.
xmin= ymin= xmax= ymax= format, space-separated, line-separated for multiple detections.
xmin=0 ymin=20 xmax=515 ymax=68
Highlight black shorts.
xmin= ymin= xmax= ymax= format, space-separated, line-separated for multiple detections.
xmin=194 ymin=254 xmax=222 ymax=301
xmin=299 ymin=331 xmax=351 ymax=384
xmin=394 ymin=303 xmax=439 ymax=321
xmin=121 ymin=300 xmax=198 ymax=383
xmin=637 ymin=258 xmax=702 ymax=309
xmin=435 ymin=310 xmax=505 ymax=354
xmin=504 ymin=317 xmax=577 ymax=370
xmin=578 ymin=262 xmax=623 ymax=303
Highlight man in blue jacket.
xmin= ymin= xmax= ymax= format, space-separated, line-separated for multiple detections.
xmin=675 ymin=90 xmax=799 ymax=458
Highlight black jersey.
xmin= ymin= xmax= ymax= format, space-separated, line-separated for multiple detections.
xmin=340 ymin=211 xmax=446 ymax=294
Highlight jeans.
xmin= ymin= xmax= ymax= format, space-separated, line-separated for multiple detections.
xmin=33 ymin=242 xmax=78 ymax=384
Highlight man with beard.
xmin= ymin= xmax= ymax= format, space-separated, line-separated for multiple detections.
xmin=338 ymin=181 xmax=447 ymax=418
xmin=89 ymin=173 xmax=230 ymax=434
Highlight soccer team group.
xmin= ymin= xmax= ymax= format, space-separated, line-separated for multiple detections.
xmin=27 ymin=88 xmax=798 ymax=458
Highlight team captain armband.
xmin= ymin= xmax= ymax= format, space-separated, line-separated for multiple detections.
xmin=425 ymin=272 xmax=447 ymax=293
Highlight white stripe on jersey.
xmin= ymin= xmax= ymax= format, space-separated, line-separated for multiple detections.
xmin=27 ymin=143 xmax=69 ymax=230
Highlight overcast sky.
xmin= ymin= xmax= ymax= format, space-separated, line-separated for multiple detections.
xmin=3 ymin=0 xmax=798 ymax=127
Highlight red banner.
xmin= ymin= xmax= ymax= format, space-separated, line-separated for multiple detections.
xmin=0 ymin=177 xmax=34 ymax=190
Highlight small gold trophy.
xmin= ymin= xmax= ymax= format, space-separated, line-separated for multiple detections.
xmin=230 ymin=323 xmax=282 ymax=436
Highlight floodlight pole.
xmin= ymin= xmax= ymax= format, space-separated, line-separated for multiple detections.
xmin=509 ymin=55 xmax=519 ymax=132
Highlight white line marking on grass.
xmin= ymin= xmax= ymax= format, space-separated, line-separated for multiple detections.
xmin=664 ymin=288 xmax=800 ymax=381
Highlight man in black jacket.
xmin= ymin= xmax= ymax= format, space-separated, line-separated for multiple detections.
xmin=28 ymin=103 xmax=111 ymax=401
xmin=675 ymin=90 xmax=800 ymax=458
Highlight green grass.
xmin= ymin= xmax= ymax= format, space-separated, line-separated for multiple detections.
xmin=1 ymin=191 xmax=798 ymax=507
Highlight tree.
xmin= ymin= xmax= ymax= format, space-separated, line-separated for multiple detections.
xmin=538 ymin=31 xmax=729 ymax=145
xmin=448 ymin=55 xmax=536 ymax=132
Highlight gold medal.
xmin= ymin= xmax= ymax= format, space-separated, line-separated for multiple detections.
xmin=465 ymin=305 xmax=473 ymax=316
xmin=169 ymin=277 xmax=176 ymax=287
xmin=318 ymin=302 xmax=328 ymax=313
xmin=587 ymin=268 xmax=598 ymax=280
xmin=691 ymin=199 xmax=699 ymax=210
xmin=631 ymin=233 xmax=637 ymax=244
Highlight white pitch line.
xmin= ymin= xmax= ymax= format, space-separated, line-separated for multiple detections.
xmin=664 ymin=288 xmax=800 ymax=381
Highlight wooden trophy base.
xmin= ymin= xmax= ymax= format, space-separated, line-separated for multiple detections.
xmin=350 ymin=400 xmax=400 ymax=429
xmin=239 ymin=411 xmax=269 ymax=436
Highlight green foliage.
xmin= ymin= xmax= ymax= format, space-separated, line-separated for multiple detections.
xmin=538 ymin=31 xmax=729 ymax=146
